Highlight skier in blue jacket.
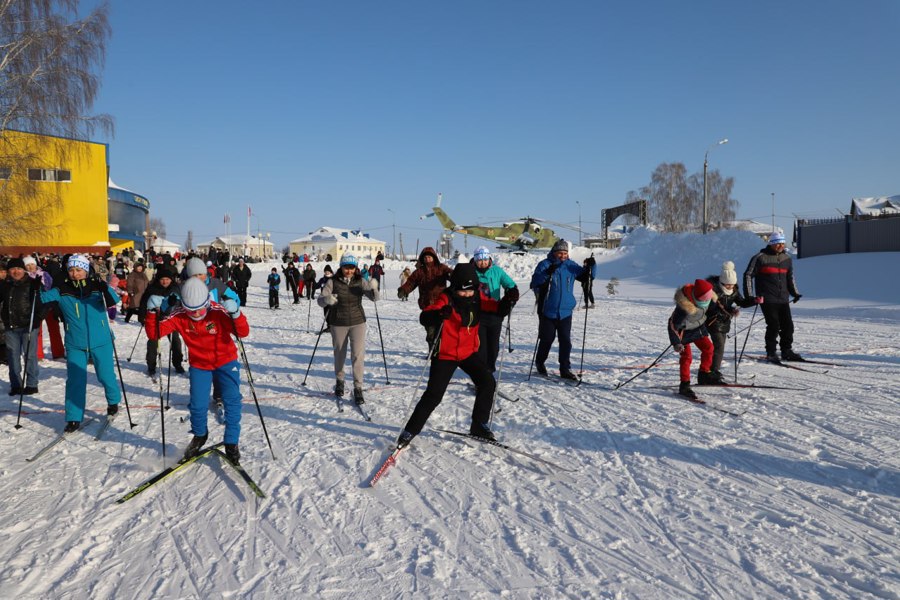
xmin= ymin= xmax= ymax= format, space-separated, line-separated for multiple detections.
xmin=529 ymin=240 xmax=597 ymax=380
xmin=40 ymin=254 xmax=122 ymax=432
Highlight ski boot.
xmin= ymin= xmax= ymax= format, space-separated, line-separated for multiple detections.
xmin=224 ymin=444 xmax=241 ymax=465
xmin=64 ymin=421 xmax=81 ymax=433
xmin=107 ymin=403 xmax=119 ymax=416
xmin=678 ymin=381 xmax=698 ymax=400
xmin=559 ymin=369 xmax=579 ymax=381
xmin=469 ymin=422 xmax=496 ymax=441
xmin=334 ymin=380 xmax=345 ymax=397
xmin=781 ymin=349 xmax=803 ymax=362
xmin=535 ymin=363 xmax=548 ymax=376
xmin=396 ymin=430 xmax=415 ymax=449
xmin=181 ymin=434 xmax=208 ymax=462
xmin=697 ymin=370 xmax=724 ymax=385
xmin=353 ymin=386 xmax=365 ymax=405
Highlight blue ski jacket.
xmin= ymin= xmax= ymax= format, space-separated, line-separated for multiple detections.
xmin=41 ymin=278 xmax=120 ymax=351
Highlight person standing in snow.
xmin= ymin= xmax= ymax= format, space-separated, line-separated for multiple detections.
xmin=302 ymin=263 xmax=317 ymax=300
xmin=123 ymin=262 xmax=149 ymax=323
xmin=397 ymin=247 xmax=453 ymax=351
xmin=317 ymin=255 xmax=379 ymax=404
xmin=40 ymin=255 xmax=121 ymax=432
xmin=529 ymin=240 xmax=597 ymax=380
xmin=395 ymin=263 xmax=500 ymax=449
xmin=742 ymin=232 xmax=803 ymax=362
xmin=267 ymin=267 xmax=281 ymax=309
xmin=232 ymin=258 xmax=252 ymax=307
xmin=368 ymin=259 xmax=384 ymax=288
xmin=284 ymin=262 xmax=301 ymax=304
xmin=1 ymin=258 xmax=44 ymax=395
xmin=398 ymin=267 xmax=412 ymax=300
xmin=142 ymin=266 xmax=186 ymax=376
xmin=704 ymin=261 xmax=759 ymax=380
xmin=581 ymin=257 xmax=596 ymax=309
xmin=470 ymin=246 xmax=519 ymax=374
xmin=145 ymin=277 xmax=249 ymax=464
xmin=667 ymin=278 xmax=717 ymax=399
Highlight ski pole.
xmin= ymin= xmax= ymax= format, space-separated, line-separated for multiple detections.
xmin=301 ymin=310 xmax=329 ymax=386
xmin=372 ymin=293 xmax=390 ymax=384
xmin=733 ymin=313 xmax=738 ymax=383
xmin=527 ymin=327 xmax=541 ymax=381
xmin=403 ymin=320 xmax=444 ymax=416
xmin=164 ymin=336 xmax=173 ymax=410
xmin=234 ymin=331 xmax=276 ymax=460
xmin=126 ymin=326 xmax=143 ymax=362
xmin=102 ymin=287 xmax=138 ymax=428
xmin=489 ymin=319 xmax=514 ymax=426
xmin=13 ymin=288 xmax=38 ymax=430
xmin=577 ymin=290 xmax=589 ymax=382
xmin=737 ymin=304 xmax=759 ymax=366
xmin=155 ymin=313 xmax=167 ymax=460
xmin=506 ymin=313 xmax=513 ymax=352
xmin=306 ymin=292 xmax=312 ymax=332
xmin=613 ymin=343 xmax=673 ymax=390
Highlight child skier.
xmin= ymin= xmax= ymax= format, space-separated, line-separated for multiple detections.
xmin=704 ymin=261 xmax=759 ymax=382
xmin=396 ymin=262 xmax=499 ymax=449
xmin=40 ymin=254 xmax=122 ymax=432
xmin=267 ymin=267 xmax=281 ymax=309
xmin=667 ymin=278 xmax=717 ymax=399
xmin=144 ymin=277 xmax=250 ymax=464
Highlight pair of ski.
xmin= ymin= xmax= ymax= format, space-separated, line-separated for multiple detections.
xmin=26 ymin=413 xmax=122 ymax=463
xmin=334 ymin=395 xmax=371 ymax=421
xmin=369 ymin=429 xmax=576 ymax=486
xmin=753 ymin=356 xmax=836 ymax=373
xmin=116 ymin=443 xmax=265 ymax=503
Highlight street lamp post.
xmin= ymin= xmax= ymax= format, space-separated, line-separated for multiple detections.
xmin=576 ymin=201 xmax=582 ymax=246
xmin=387 ymin=208 xmax=396 ymax=259
xmin=702 ymin=138 xmax=729 ymax=234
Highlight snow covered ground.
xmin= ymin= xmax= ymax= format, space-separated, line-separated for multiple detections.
xmin=2 ymin=230 xmax=898 ymax=599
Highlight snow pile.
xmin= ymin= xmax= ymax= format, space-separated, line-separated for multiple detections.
xmin=2 ymin=230 xmax=898 ymax=599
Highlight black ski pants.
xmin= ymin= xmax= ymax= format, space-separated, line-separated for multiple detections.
xmin=536 ymin=314 xmax=573 ymax=372
xmin=761 ymin=302 xmax=794 ymax=355
xmin=147 ymin=333 xmax=184 ymax=372
xmin=477 ymin=313 xmax=503 ymax=373
xmin=709 ymin=329 xmax=728 ymax=373
xmin=403 ymin=355 xmax=496 ymax=436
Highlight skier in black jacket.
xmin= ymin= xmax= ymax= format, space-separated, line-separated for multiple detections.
xmin=743 ymin=232 xmax=803 ymax=362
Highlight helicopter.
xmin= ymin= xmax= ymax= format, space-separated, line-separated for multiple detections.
xmin=420 ymin=193 xmax=571 ymax=251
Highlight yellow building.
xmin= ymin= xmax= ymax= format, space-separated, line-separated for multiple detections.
xmin=0 ymin=129 xmax=132 ymax=255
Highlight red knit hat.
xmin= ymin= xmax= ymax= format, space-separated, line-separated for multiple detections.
xmin=693 ymin=278 xmax=714 ymax=302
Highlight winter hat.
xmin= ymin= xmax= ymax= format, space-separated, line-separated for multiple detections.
xmin=551 ymin=239 xmax=570 ymax=253
xmin=67 ymin=254 xmax=91 ymax=272
xmin=206 ymin=260 xmax=213 ymax=267
xmin=768 ymin=232 xmax=786 ymax=245
xmin=180 ymin=277 xmax=211 ymax=311
xmin=692 ymin=278 xmax=714 ymax=302
xmin=184 ymin=257 xmax=207 ymax=277
xmin=340 ymin=254 xmax=358 ymax=267
xmin=473 ymin=246 xmax=491 ymax=261
xmin=324 ymin=265 xmax=333 ymax=274
xmin=22 ymin=256 xmax=37 ymax=267
xmin=156 ymin=265 xmax=177 ymax=282
xmin=719 ymin=261 xmax=738 ymax=285
xmin=450 ymin=262 xmax=478 ymax=291
xmin=6 ymin=257 xmax=25 ymax=270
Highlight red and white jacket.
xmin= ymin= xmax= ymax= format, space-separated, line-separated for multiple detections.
xmin=423 ymin=291 xmax=498 ymax=362
xmin=145 ymin=303 xmax=249 ymax=370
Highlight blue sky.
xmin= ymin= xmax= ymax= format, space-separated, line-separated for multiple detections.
xmin=94 ymin=1 xmax=900 ymax=253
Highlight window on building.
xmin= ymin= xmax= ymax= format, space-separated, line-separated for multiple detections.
xmin=28 ymin=168 xmax=71 ymax=182
xmin=0 ymin=167 xmax=10 ymax=179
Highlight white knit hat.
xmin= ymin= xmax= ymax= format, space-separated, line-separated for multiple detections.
xmin=180 ymin=277 xmax=210 ymax=311
xmin=23 ymin=256 xmax=37 ymax=267
xmin=67 ymin=254 xmax=91 ymax=272
xmin=720 ymin=261 xmax=738 ymax=285
xmin=184 ymin=257 xmax=207 ymax=277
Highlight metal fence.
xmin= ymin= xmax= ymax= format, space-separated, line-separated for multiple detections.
xmin=795 ymin=214 xmax=900 ymax=258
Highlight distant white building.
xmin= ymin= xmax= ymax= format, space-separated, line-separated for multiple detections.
xmin=149 ymin=237 xmax=181 ymax=255
xmin=289 ymin=227 xmax=385 ymax=263
xmin=198 ymin=234 xmax=274 ymax=260
xmin=851 ymin=195 xmax=900 ymax=218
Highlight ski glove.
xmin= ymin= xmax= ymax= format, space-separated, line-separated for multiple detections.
xmin=397 ymin=288 xmax=408 ymax=300
xmin=504 ymin=287 xmax=520 ymax=303
xmin=146 ymin=295 xmax=163 ymax=311
xmin=755 ymin=296 xmax=765 ymax=304
xmin=168 ymin=293 xmax=181 ymax=309
xmin=585 ymin=256 xmax=596 ymax=267
xmin=439 ymin=305 xmax=454 ymax=319
xmin=221 ymin=298 xmax=239 ymax=315
xmin=673 ymin=344 xmax=685 ymax=353
xmin=323 ymin=294 xmax=339 ymax=306
xmin=792 ymin=294 xmax=802 ymax=304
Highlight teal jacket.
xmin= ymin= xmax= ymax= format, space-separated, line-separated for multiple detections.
xmin=41 ymin=278 xmax=120 ymax=351
xmin=473 ymin=262 xmax=517 ymax=300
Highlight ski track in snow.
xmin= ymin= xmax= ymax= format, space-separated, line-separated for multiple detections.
xmin=2 ymin=235 xmax=900 ymax=599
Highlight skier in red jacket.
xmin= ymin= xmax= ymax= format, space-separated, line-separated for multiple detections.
xmin=395 ymin=263 xmax=499 ymax=449
xmin=145 ymin=277 xmax=250 ymax=464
